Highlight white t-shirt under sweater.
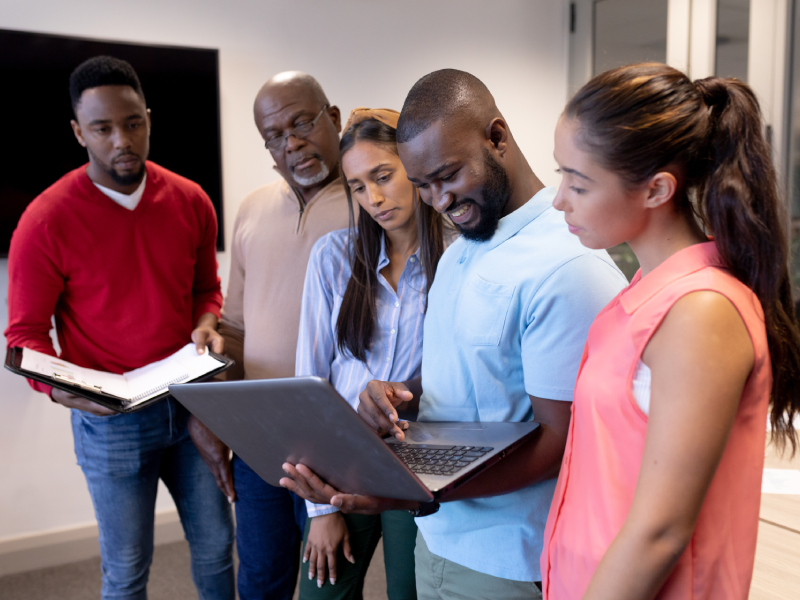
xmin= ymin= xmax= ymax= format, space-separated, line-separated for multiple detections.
xmin=93 ymin=174 xmax=147 ymax=210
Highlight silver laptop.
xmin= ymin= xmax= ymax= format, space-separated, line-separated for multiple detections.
xmin=169 ymin=377 xmax=539 ymax=502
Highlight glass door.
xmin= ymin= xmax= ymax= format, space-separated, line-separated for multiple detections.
xmin=567 ymin=0 xmax=788 ymax=282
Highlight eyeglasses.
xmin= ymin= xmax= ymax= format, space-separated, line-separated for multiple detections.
xmin=264 ymin=105 xmax=329 ymax=151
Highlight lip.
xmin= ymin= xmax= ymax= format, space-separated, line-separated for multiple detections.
xmin=447 ymin=202 xmax=475 ymax=225
xmin=113 ymin=155 xmax=140 ymax=169
xmin=567 ymin=223 xmax=581 ymax=235
xmin=374 ymin=208 xmax=397 ymax=221
xmin=292 ymin=156 xmax=319 ymax=171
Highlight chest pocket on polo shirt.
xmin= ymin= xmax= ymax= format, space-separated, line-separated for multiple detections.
xmin=456 ymin=274 xmax=516 ymax=346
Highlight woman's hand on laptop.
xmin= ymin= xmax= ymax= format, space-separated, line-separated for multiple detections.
xmin=280 ymin=462 xmax=417 ymax=514
xmin=357 ymin=380 xmax=414 ymax=440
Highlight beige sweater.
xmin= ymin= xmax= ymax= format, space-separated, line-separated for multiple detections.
xmin=219 ymin=177 xmax=351 ymax=381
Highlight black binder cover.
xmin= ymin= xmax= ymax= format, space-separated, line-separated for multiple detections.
xmin=4 ymin=346 xmax=234 ymax=414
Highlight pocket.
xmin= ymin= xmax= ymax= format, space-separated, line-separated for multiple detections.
xmin=455 ymin=274 xmax=515 ymax=346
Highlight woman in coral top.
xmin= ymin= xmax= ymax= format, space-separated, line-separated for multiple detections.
xmin=542 ymin=62 xmax=800 ymax=600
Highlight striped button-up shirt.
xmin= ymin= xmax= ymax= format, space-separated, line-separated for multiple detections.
xmin=296 ymin=228 xmax=427 ymax=517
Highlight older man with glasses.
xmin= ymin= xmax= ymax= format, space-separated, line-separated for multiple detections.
xmin=188 ymin=71 xmax=353 ymax=600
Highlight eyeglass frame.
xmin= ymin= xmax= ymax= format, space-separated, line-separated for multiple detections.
xmin=264 ymin=104 xmax=330 ymax=151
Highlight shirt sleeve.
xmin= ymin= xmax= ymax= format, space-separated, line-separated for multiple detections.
xmin=295 ymin=236 xmax=337 ymax=381
xmin=4 ymin=213 xmax=62 ymax=396
xmin=191 ymin=192 xmax=223 ymax=325
xmin=296 ymin=235 xmax=339 ymax=516
xmin=521 ymin=253 xmax=627 ymax=401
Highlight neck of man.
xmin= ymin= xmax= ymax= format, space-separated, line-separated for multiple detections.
xmin=501 ymin=144 xmax=545 ymax=218
xmin=86 ymin=162 xmax=143 ymax=195
xmin=294 ymin=163 xmax=341 ymax=205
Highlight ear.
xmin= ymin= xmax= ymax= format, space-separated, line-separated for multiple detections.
xmin=644 ymin=171 xmax=677 ymax=209
xmin=327 ymin=105 xmax=342 ymax=134
xmin=70 ymin=119 xmax=87 ymax=148
xmin=146 ymin=108 xmax=152 ymax=131
xmin=485 ymin=118 xmax=509 ymax=157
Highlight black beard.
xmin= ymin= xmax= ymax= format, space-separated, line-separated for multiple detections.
xmin=87 ymin=147 xmax=146 ymax=187
xmin=456 ymin=148 xmax=511 ymax=242
xmin=108 ymin=162 xmax=146 ymax=186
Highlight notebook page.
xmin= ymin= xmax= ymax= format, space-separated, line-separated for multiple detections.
xmin=19 ymin=348 xmax=129 ymax=398
xmin=123 ymin=344 xmax=224 ymax=406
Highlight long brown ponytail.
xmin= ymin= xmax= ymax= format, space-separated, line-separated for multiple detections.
xmin=566 ymin=62 xmax=800 ymax=453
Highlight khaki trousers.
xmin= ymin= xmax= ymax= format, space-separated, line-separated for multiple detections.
xmin=414 ymin=530 xmax=542 ymax=600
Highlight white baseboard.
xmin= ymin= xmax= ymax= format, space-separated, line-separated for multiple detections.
xmin=0 ymin=509 xmax=184 ymax=577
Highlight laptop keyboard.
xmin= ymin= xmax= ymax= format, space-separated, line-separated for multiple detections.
xmin=389 ymin=443 xmax=494 ymax=476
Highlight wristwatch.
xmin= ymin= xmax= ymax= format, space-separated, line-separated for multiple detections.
xmin=408 ymin=500 xmax=440 ymax=517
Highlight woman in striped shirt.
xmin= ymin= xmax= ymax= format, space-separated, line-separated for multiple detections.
xmin=295 ymin=108 xmax=450 ymax=600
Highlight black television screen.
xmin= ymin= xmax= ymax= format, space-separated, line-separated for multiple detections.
xmin=0 ymin=28 xmax=224 ymax=256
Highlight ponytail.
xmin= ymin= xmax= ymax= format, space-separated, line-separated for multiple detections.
xmin=566 ymin=63 xmax=800 ymax=453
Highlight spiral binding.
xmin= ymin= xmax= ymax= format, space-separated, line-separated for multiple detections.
xmin=129 ymin=373 xmax=189 ymax=402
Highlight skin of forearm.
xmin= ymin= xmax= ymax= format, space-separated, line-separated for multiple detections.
xmin=442 ymin=423 xmax=563 ymax=502
xmin=195 ymin=311 xmax=219 ymax=330
xmin=582 ymin=522 xmax=689 ymax=600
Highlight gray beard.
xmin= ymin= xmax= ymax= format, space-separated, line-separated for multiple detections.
xmin=292 ymin=161 xmax=330 ymax=187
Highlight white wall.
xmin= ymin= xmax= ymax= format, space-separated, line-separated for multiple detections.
xmin=0 ymin=0 xmax=570 ymax=547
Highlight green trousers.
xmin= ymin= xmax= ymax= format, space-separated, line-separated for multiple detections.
xmin=298 ymin=510 xmax=418 ymax=600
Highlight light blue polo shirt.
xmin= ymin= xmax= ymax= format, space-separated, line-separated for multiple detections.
xmin=416 ymin=186 xmax=628 ymax=582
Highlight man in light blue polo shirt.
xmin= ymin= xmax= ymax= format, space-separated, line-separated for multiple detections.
xmin=281 ymin=69 xmax=627 ymax=599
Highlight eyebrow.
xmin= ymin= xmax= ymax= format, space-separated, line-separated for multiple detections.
xmin=263 ymin=109 xmax=314 ymax=135
xmin=87 ymin=114 xmax=144 ymax=126
xmin=347 ymin=163 xmax=392 ymax=185
xmin=407 ymin=162 xmax=453 ymax=184
xmin=560 ymin=166 xmax=594 ymax=182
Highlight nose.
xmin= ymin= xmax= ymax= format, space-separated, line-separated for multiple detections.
xmin=111 ymin=127 xmax=132 ymax=151
xmin=366 ymin=183 xmax=383 ymax=207
xmin=552 ymin=183 xmax=568 ymax=212
xmin=431 ymin=186 xmax=453 ymax=214
xmin=285 ymin=134 xmax=306 ymax=153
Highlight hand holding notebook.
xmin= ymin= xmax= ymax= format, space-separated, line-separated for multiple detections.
xmin=5 ymin=343 xmax=233 ymax=413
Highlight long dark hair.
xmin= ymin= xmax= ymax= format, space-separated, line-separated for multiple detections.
xmin=566 ymin=62 xmax=800 ymax=453
xmin=336 ymin=118 xmax=447 ymax=363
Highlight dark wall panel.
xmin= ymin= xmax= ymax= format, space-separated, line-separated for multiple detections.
xmin=0 ymin=29 xmax=224 ymax=255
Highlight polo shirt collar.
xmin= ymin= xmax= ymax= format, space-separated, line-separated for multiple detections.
xmin=479 ymin=186 xmax=556 ymax=252
xmin=620 ymin=241 xmax=724 ymax=314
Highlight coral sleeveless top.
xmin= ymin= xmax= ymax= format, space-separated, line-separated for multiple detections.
xmin=541 ymin=242 xmax=771 ymax=599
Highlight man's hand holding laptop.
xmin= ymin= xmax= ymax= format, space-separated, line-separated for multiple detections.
xmin=280 ymin=377 xmax=422 ymax=514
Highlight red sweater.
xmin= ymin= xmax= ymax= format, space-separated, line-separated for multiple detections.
xmin=5 ymin=161 xmax=223 ymax=395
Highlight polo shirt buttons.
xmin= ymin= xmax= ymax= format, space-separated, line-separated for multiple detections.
xmin=391 ymin=328 xmax=396 ymax=334
xmin=395 ymin=301 xmax=400 ymax=307
xmin=409 ymin=257 xmax=416 ymax=262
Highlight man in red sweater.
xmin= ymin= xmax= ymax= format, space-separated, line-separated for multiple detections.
xmin=4 ymin=56 xmax=234 ymax=600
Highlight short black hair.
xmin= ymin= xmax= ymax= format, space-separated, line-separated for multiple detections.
xmin=397 ymin=69 xmax=490 ymax=144
xmin=69 ymin=56 xmax=145 ymax=113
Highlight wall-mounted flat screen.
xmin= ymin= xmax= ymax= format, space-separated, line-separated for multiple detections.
xmin=0 ymin=28 xmax=224 ymax=256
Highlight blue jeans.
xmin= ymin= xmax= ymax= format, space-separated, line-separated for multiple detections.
xmin=232 ymin=455 xmax=307 ymax=600
xmin=71 ymin=398 xmax=235 ymax=600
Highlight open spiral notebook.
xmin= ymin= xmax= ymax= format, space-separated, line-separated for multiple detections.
xmin=4 ymin=343 xmax=234 ymax=413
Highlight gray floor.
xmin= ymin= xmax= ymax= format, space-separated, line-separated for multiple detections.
xmin=0 ymin=539 xmax=387 ymax=600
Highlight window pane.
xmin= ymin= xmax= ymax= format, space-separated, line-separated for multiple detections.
xmin=592 ymin=0 xmax=668 ymax=279
xmin=593 ymin=0 xmax=669 ymax=76
xmin=716 ymin=0 xmax=750 ymax=81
